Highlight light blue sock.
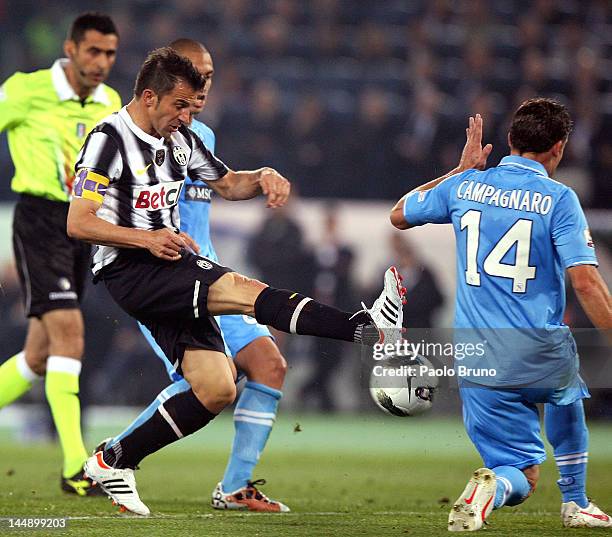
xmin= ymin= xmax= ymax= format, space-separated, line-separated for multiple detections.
xmin=108 ymin=379 xmax=192 ymax=447
xmin=493 ymin=466 xmax=531 ymax=509
xmin=544 ymin=400 xmax=589 ymax=508
xmin=221 ymin=381 xmax=281 ymax=493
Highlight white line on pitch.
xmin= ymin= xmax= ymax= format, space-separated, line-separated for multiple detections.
xmin=65 ymin=511 xmax=559 ymax=520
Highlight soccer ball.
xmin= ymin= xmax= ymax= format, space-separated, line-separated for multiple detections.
xmin=369 ymin=354 xmax=438 ymax=416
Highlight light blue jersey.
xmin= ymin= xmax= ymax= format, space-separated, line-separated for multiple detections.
xmin=180 ymin=119 xmax=218 ymax=260
xmin=139 ymin=119 xmax=271 ymax=381
xmin=404 ymin=155 xmax=597 ymax=387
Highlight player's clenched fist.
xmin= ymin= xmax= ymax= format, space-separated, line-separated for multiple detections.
xmin=258 ymin=167 xmax=291 ymax=208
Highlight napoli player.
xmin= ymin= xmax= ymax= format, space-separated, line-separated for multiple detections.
xmin=103 ymin=39 xmax=290 ymax=512
xmin=391 ymin=101 xmax=611 ymax=530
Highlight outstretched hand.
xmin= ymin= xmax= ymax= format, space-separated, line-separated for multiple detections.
xmin=458 ymin=114 xmax=493 ymax=171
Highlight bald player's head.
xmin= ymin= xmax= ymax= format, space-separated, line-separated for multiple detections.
xmin=169 ymin=38 xmax=208 ymax=56
xmin=169 ymin=38 xmax=214 ymax=115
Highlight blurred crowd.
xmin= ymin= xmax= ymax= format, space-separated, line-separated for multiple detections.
xmin=0 ymin=0 xmax=611 ymax=204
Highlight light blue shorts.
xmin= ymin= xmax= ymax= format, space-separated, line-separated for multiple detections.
xmin=459 ymin=374 xmax=590 ymax=469
xmin=218 ymin=314 xmax=272 ymax=357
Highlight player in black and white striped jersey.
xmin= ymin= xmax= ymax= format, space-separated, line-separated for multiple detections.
xmin=73 ymin=86 xmax=227 ymax=274
xmin=68 ymin=47 xmax=405 ymax=515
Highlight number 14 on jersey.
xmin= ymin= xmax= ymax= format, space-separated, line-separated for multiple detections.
xmin=460 ymin=210 xmax=536 ymax=293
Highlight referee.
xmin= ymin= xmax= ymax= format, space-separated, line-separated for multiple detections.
xmin=0 ymin=13 xmax=120 ymax=495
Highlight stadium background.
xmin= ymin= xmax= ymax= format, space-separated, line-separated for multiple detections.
xmin=0 ymin=0 xmax=610 ymax=512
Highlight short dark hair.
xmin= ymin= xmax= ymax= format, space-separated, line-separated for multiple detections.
xmin=134 ymin=47 xmax=206 ymax=98
xmin=509 ymin=97 xmax=572 ymax=154
xmin=68 ymin=12 xmax=118 ymax=43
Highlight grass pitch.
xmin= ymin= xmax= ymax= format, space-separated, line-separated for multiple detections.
xmin=0 ymin=414 xmax=611 ymax=536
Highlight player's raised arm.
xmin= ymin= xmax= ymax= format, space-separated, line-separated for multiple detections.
xmin=209 ymin=167 xmax=291 ymax=208
xmin=187 ymin=124 xmax=291 ymax=208
xmin=390 ymin=114 xmax=492 ymax=229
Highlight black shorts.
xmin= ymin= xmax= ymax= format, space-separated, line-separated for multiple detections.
xmin=13 ymin=194 xmax=91 ymax=318
xmin=98 ymin=249 xmax=232 ymax=369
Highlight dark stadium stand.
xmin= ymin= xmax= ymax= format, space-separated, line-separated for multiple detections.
xmin=0 ymin=0 xmax=610 ymax=203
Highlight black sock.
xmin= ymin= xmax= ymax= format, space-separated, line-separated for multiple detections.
xmin=103 ymin=389 xmax=217 ymax=469
xmin=253 ymin=287 xmax=373 ymax=343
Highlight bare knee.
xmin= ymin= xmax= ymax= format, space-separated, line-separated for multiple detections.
xmin=192 ymin=378 xmax=236 ymax=413
xmin=522 ymin=465 xmax=540 ymax=496
xmin=24 ymin=352 xmax=47 ymax=376
xmin=236 ymin=338 xmax=287 ymax=389
xmin=23 ymin=341 xmax=48 ymax=376
xmin=208 ymin=272 xmax=267 ymax=316
xmin=42 ymin=310 xmax=84 ymax=358
xmin=23 ymin=319 xmax=50 ymax=375
xmin=262 ymin=349 xmax=288 ymax=387
xmin=182 ymin=350 xmax=237 ymax=413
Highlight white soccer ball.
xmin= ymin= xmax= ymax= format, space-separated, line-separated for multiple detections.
xmin=369 ymin=354 xmax=439 ymax=416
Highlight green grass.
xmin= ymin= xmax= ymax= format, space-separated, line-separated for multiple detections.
xmin=0 ymin=414 xmax=611 ymax=536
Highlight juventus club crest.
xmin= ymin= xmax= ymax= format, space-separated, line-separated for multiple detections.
xmin=172 ymin=146 xmax=188 ymax=166
xmin=155 ymin=149 xmax=165 ymax=166
xmin=197 ymin=259 xmax=213 ymax=270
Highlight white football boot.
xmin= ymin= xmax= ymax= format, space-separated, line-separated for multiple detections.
xmin=448 ymin=468 xmax=496 ymax=532
xmin=562 ymin=501 xmax=612 ymax=528
xmin=360 ymin=266 xmax=406 ymax=344
xmin=84 ymin=451 xmax=150 ymax=516
xmin=211 ymin=480 xmax=290 ymax=512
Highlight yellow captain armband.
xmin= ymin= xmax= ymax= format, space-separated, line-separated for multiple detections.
xmin=72 ymin=168 xmax=110 ymax=204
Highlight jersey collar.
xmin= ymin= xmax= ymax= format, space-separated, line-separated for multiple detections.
xmin=51 ymin=58 xmax=110 ymax=106
xmin=498 ymin=155 xmax=549 ymax=178
xmin=118 ymin=106 xmax=165 ymax=149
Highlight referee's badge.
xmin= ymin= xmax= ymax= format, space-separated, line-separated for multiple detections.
xmin=155 ymin=149 xmax=165 ymax=166
xmin=172 ymin=146 xmax=188 ymax=166
xmin=76 ymin=122 xmax=86 ymax=138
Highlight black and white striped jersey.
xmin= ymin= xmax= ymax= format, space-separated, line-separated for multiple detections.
xmin=74 ymin=106 xmax=228 ymax=274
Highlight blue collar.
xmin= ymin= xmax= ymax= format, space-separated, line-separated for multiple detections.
xmin=498 ymin=155 xmax=549 ymax=177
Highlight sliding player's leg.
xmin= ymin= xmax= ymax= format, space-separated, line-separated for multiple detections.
xmin=449 ymin=384 xmax=539 ymax=532
xmin=545 ymin=399 xmax=612 ymax=528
